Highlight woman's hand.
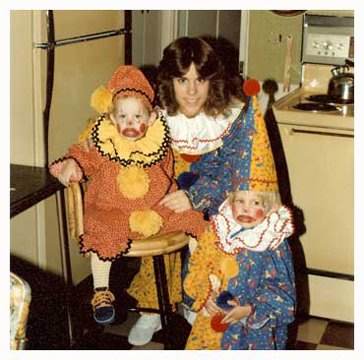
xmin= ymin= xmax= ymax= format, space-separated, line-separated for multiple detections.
xmin=158 ymin=190 xmax=192 ymax=213
xmin=221 ymin=303 xmax=252 ymax=324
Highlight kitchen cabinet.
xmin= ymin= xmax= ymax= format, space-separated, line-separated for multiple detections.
xmin=278 ymin=123 xmax=354 ymax=321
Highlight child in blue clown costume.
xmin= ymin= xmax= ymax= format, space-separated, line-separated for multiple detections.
xmin=183 ymin=93 xmax=296 ymax=350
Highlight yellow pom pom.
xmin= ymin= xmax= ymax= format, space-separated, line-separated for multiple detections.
xmin=117 ymin=166 xmax=150 ymax=199
xmin=129 ymin=210 xmax=163 ymax=238
xmin=220 ymin=257 xmax=239 ymax=280
xmin=90 ymin=85 xmax=113 ymax=114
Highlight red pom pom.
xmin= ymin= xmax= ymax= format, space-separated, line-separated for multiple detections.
xmin=243 ymin=78 xmax=261 ymax=96
xmin=180 ymin=154 xmax=201 ymax=163
xmin=210 ymin=312 xmax=229 ymax=332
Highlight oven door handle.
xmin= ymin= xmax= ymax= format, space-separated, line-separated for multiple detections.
xmin=289 ymin=128 xmax=354 ymax=138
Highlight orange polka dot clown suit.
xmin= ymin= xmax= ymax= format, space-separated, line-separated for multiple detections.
xmin=183 ymin=95 xmax=296 ymax=350
xmin=49 ymin=65 xmax=206 ymax=261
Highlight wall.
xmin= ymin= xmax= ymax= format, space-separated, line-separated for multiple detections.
xmin=247 ymin=11 xmax=303 ymax=84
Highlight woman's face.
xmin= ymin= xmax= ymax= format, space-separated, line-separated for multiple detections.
xmin=172 ymin=63 xmax=210 ymax=118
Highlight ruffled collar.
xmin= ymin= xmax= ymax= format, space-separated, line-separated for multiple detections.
xmin=91 ymin=114 xmax=170 ymax=167
xmin=212 ymin=198 xmax=294 ymax=254
xmin=162 ymin=104 xmax=244 ymax=155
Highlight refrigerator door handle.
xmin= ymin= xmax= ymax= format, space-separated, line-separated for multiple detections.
xmin=33 ymin=28 xmax=131 ymax=49
xmin=42 ymin=10 xmax=55 ymax=166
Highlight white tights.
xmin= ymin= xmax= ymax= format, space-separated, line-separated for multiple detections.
xmin=90 ymin=253 xmax=111 ymax=289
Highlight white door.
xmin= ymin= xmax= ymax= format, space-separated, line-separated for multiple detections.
xmin=132 ymin=10 xmax=243 ymax=71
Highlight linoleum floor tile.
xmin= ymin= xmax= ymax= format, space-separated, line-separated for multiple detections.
xmin=320 ymin=321 xmax=354 ymax=349
xmin=296 ymin=318 xmax=329 ymax=344
xmin=104 ymin=311 xmax=140 ymax=337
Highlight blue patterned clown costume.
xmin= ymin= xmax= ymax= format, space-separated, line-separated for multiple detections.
xmin=183 ymin=96 xmax=296 ymax=349
xmin=184 ymin=226 xmax=295 ymax=349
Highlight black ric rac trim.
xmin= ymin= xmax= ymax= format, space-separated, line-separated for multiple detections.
xmin=91 ymin=114 xmax=171 ymax=168
xmin=79 ymin=234 xmax=133 ymax=262
xmin=113 ymin=87 xmax=153 ymax=105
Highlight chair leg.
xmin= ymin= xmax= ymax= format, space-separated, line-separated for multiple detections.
xmin=152 ymin=255 xmax=173 ymax=349
xmin=58 ymin=188 xmax=76 ymax=348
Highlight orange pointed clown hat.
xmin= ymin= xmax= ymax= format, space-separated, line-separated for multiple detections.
xmin=231 ymin=90 xmax=278 ymax=193
xmin=90 ymin=65 xmax=154 ymax=114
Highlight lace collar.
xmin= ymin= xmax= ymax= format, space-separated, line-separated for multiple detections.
xmin=91 ymin=114 xmax=170 ymax=167
xmin=162 ymin=104 xmax=244 ymax=155
xmin=212 ymin=198 xmax=294 ymax=254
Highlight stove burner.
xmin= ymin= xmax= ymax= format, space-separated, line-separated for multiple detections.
xmin=293 ymin=103 xmax=339 ymax=112
xmin=306 ymin=94 xmax=354 ymax=105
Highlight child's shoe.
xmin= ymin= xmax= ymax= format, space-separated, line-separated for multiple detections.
xmin=91 ymin=287 xmax=115 ymax=325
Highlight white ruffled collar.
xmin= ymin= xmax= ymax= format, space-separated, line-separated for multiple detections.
xmin=162 ymin=105 xmax=243 ymax=155
xmin=212 ymin=198 xmax=294 ymax=254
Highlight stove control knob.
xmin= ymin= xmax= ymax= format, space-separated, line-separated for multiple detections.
xmin=323 ymin=41 xmax=333 ymax=50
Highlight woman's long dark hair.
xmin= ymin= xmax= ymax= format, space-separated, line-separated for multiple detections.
xmin=157 ymin=37 xmax=244 ymax=116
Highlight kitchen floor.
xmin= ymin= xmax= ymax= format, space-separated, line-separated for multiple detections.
xmin=70 ymin=259 xmax=354 ymax=351
xmin=77 ymin=310 xmax=354 ymax=350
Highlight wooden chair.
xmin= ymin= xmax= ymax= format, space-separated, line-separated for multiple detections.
xmin=66 ymin=182 xmax=189 ymax=349
xmin=10 ymin=272 xmax=32 ymax=350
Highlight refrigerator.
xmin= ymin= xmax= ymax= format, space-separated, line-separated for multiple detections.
xmin=11 ymin=10 xmax=130 ymax=283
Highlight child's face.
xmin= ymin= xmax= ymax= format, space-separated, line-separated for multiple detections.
xmin=111 ymin=97 xmax=152 ymax=140
xmin=231 ymin=191 xmax=267 ymax=228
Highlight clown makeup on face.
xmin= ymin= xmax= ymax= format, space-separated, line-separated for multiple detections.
xmin=230 ymin=191 xmax=268 ymax=229
xmin=110 ymin=96 xmax=155 ymax=140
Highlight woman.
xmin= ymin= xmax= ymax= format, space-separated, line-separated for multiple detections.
xmin=127 ymin=36 xmax=252 ymax=346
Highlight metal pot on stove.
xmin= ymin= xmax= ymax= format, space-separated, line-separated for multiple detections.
xmin=328 ymin=64 xmax=354 ymax=102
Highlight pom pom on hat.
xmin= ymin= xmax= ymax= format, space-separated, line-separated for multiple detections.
xmin=90 ymin=65 xmax=155 ymax=114
xmin=90 ymin=85 xmax=113 ymax=114
xmin=243 ymin=78 xmax=261 ymax=96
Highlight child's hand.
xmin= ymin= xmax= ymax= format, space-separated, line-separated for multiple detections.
xmin=57 ymin=159 xmax=81 ymax=187
xmin=204 ymin=292 xmax=221 ymax=316
xmin=221 ymin=303 xmax=252 ymax=324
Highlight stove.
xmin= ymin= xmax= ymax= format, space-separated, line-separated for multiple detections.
xmin=293 ymin=102 xmax=339 ymax=112
xmin=273 ymin=13 xmax=354 ymax=130
xmin=273 ymin=76 xmax=354 ymax=130
xmin=305 ymin=94 xmax=353 ymax=105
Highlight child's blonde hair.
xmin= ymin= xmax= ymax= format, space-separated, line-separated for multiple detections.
xmin=228 ymin=190 xmax=281 ymax=212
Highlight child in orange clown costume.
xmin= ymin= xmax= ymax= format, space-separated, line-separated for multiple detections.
xmin=49 ymin=65 xmax=206 ymax=325
xmin=183 ymin=96 xmax=296 ymax=349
